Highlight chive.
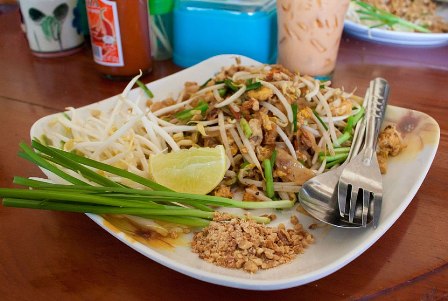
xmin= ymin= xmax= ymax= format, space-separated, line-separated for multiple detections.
xmin=319 ymin=153 xmax=349 ymax=163
xmin=313 ymin=110 xmax=328 ymax=131
xmin=218 ymin=87 xmax=227 ymax=97
xmin=19 ymin=142 xmax=88 ymax=186
xmin=136 ymin=80 xmax=154 ymax=98
xmin=325 ymin=156 xmax=349 ymax=168
xmin=318 ymin=147 xmax=351 ymax=157
xmin=239 ymin=118 xmax=252 ymax=138
xmin=224 ymin=78 xmax=239 ymax=92
xmin=39 ymin=134 xmax=52 ymax=146
xmin=262 ymin=159 xmax=274 ymax=198
xmin=62 ymin=112 xmax=71 ymax=120
xmin=351 ymin=106 xmax=365 ymax=125
xmin=1 ymin=142 xmax=301 ymax=229
xmin=335 ymin=106 xmax=366 ymax=146
xmin=31 ymin=140 xmax=123 ymax=188
xmin=148 ymin=216 xmax=211 ymax=227
xmin=240 ymin=161 xmax=250 ymax=169
xmin=336 ymin=132 xmax=352 ymax=145
xmin=291 ymin=103 xmax=298 ymax=132
xmin=175 ymin=101 xmax=208 ymax=121
xmin=199 ymin=78 xmax=211 ymax=89
xmin=30 ymin=140 xmax=170 ymax=191
xmin=245 ymin=81 xmax=262 ymax=91
xmin=2 ymin=182 xmax=295 ymax=210
xmin=1 ymin=197 xmax=214 ymax=219
xmin=345 ymin=117 xmax=355 ymax=134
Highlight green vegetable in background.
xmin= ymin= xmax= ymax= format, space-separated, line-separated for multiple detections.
xmin=353 ymin=0 xmax=431 ymax=33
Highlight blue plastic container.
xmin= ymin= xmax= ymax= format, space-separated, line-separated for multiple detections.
xmin=173 ymin=0 xmax=277 ymax=67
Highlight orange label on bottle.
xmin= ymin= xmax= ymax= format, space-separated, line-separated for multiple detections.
xmin=86 ymin=0 xmax=124 ymax=66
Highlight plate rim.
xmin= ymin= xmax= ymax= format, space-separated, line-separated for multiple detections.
xmin=344 ymin=19 xmax=448 ymax=46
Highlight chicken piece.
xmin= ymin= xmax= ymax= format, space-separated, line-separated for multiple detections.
xmin=248 ymin=118 xmax=263 ymax=147
xmin=255 ymin=145 xmax=274 ymax=162
xmin=266 ymin=65 xmax=294 ymax=80
xmin=260 ymin=111 xmax=273 ymax=130
xmin=184 ymin=81 xmax=200 ymax=95
xmin=213 ymin=185 xmax=233 ymax=199
xmin=203 ymin=136 xmax=220 ymax=148
xmin=264 ymin=123 xmax=278 ymax=145
xmin=377 ymin=153 xmax=388 ymax=175
xmin=240 ymin=98 xmax=259 ymax=118
xmin=246 ymin=86 xmax=274 ymax=102
xmin=298 ymin=128 xmax=318 ymax=152
xmin=243 ymin=185 xmax=261 ymax=202
xmin=297 ymin=108 xmax=312 ymax=127
xmin=378 ymin=125 xmax=406 ymax=156
xmin=376 ymin=125 xmax=406 ymax=174
xmin=149 ymin=98 xmax=176 ymax=112
xmin=329 ymin=97 xmax=352 ymax=117
xmin=275 ymin=149 xmax=315 ymax=184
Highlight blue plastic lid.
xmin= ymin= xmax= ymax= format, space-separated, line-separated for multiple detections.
xmin=175 ymin=0 xmax=276 ymax=12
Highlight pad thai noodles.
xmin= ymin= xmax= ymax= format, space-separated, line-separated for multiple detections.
xmin=41 ymin=62 xmax=365 ymax=203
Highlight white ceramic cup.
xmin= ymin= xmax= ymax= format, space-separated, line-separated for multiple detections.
xmin=19 ymin=0 xmax=84 ymax=57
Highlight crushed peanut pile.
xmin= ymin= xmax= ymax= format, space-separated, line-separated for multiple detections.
xmin=191 ymin=213 xmax=314 ymax=273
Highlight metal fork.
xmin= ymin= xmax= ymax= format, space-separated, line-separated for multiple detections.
xmin=337 ymin=78 xmax=390 ymax=228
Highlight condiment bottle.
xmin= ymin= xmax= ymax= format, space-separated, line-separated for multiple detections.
xmin=86 ymin=0 xmax=152 ymax=80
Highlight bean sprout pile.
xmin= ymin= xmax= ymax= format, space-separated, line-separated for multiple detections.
xmin=42 ymin=62 xmax=364 ymax=202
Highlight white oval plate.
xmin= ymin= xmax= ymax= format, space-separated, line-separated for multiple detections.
xmin=30 ymin=55 xmax=440 ymax=290
xmin=344 ymin=20 xmax=448 ymax=46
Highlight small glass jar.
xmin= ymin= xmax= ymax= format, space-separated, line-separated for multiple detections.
xmin=86 ymin=0 xmax=152 ymax=80
xmin=149 ymin=0 xmax=174 ymax=61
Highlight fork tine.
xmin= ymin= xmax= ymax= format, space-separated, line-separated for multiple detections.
xmin=373 ymin=193 xmax=382 ymax=229
xmin=348 ymin=186 xmax=359 ymax=223
xmin=361 ymin=190 xmax=370 ymax=227
xmin=338 ymin=182 xmax=349 ymax=218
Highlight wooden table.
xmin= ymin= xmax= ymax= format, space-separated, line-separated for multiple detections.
xmin=1 ymin=6 xmax=447 ymax=301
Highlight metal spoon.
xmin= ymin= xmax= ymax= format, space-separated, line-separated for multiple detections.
xmin=298 ymin=81 xmax=375 ymax=228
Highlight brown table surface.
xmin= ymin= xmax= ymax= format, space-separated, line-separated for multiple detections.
xmin=1 ymin=6 xmax=448 ymax=301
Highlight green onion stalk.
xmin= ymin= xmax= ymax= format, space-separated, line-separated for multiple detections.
xmin=319 ymin=106 xmax=365 ymax=168
xmin=0 ymin=140 xmax=296 ymax=228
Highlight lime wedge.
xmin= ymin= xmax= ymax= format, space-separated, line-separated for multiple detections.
xmin=149 ymin=146 xmax=227 ymax=195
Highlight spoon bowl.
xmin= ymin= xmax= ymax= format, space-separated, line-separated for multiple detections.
xmin=298 ymin=172 xmax=373 ymax=228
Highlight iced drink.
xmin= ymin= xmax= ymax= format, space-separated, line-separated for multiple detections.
xmin=277 ymin=0 xmax=350 ymax=79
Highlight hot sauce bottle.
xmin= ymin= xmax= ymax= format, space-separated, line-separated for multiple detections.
xmin=86 ymin=0 xmax=152 ymax=80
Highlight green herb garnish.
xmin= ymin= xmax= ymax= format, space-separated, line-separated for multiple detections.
xmin=245 ymin=81 xmax=262 ymax=91
xmin=224 ymin=78 xmax=240 ymax=92
xmin=239 ymin=118 xmax=252 ymax=138
xmin=136 ymin=80 xmax=154 ymax=98
xmin=353 ymin=0 xmax=431 ymax=33
xmin=175 ymin=101 xmax=209 ymax=121
xmin=263 ymin=159 xmax=274 ymax=198
xmin=291 ymin=103 xmax=298 ymax=132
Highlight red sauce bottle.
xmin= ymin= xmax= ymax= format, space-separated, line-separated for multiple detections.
xmin=86 ymin=0 xmax=152 ymax=80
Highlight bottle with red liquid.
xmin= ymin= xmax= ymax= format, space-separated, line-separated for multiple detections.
xmin=86 ymin=0 xmax=152 ymax=80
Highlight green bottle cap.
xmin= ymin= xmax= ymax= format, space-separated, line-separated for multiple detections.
xmin=149 ymin=0 xmax=174 ymax=15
